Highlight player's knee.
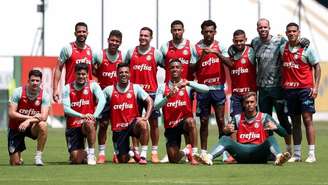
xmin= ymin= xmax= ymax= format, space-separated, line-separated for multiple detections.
xmin=200 ymin=117 xmax=209 ymax=123
xmin=38 ymin=121 xmax=48 ymax=134
xmin=84 ymin=120 xmax=96 ymax=131
xmin=186 ymin=118 xmax=196 ymax=128
xmin=139 ymin=121 xmax=148 ymax=131
xmin=70 ymin=151 xmax=85 ymax=164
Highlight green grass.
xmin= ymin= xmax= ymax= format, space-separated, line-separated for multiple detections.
xmin=1 ymin=122 xmax=328 ymax=185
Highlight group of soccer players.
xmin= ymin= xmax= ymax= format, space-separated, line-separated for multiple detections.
xmin=8 ymin=18 xmax=321 ymax=166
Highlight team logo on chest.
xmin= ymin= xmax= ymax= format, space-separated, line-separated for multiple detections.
xmin=83 ymin=89 xmax=89 ymax=95
xmin=254 ymin=122 xmax=259 ymax=128
xmin=241 ymin=58 xmax=246 ymax=64
xmin=178 ymin=90 xmax=184 ymax=96
xmin=183 ymin=49 xmax=189 ymax=56
xmin=35 ymin=100 xmax=41 ymax=106
xmin=294 ymin=54 xmax=299 ymax=60
xmin=146 ymin=55 xmax=152 ymax=61
xmin=126 ymin=92 xmax=132 ymax=99
xmin=87 ymin=50 xmax=91 ymax=55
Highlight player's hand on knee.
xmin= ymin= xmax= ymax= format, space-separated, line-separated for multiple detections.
xmin=19 ymin=120 xmax=31 ymax=132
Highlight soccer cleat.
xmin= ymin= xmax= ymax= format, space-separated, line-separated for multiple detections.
xmin=34 ymin=156 xmax=44 ymax=166
xmin=160 ymin=154 xmax=169 ymax=163
xmin=151 ymin=153 xmax=160 ymax=164
xmin=128 ymin=158 xmax=136 ymax=163
xmin=133 ymin=150 xmax=141 ymax=163
xmin=287 ymin=155 xmax=302 ymax=163
xmin=274 ymin=152 xmax=291 ymax=166
xmin=223 ymin=155 xmax=237 ymax=164
xmin=200 ymin=154 xmax=213 ymax=166
xmin=96 ymin=154 xmax=106 ymax=164
xmin=305 ymin=154 xmax=316 ymax=163
xmin=185 ymin=144 xmax=199 ymax=165
xmin=112 ymin=154 xmax=119 ymax=164
xmin=87 ymin=154 xmax=97 ymax=165
xmin=138 ymin=157 xmax=147 ymax=165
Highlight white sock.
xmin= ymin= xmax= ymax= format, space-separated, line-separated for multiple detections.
xmin=35 ymin=151 xmax=42 ymax=158
xmin=308 ymin=145 xmax=315 ymax=156
xmin=134 ymin=147 xmax=139 ymax=153
xmin=182 ymin=147 xmax=190 ymax=156
xmin=192 ymin=148 xmax=198 ymax=155
xmin=294 ymin=145 xmax=301 ymax=157
xmin=88 ymin=148 xmax=95 ymax=156
xmin=201 ymin=149 xmax=207 ymax=155
xmin=222 ymin=151 xmax=229 ymax=161
xmin=208 ymin=154 xmax=213 ymax=160
xmin=140 ymin=146 xmax=148 ymax=159
xmin=128 ymin=150 xmax=134 ymax=157
xmin=99 ymin=145 xmax=106 ymax=155
xmin=151 ymin=146 xmax=158 ymax=154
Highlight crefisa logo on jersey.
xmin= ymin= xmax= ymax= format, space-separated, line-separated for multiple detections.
xmin=83 ymin=89 xmax=89 ymax=95
xmin=35 ymin=100 xmax=41 ymax=106
xmin=126 ymin=92 xmax=132 ymax=99
xmin=183 ymin=49 xmax=189 ymax=56
xmin=146 ymin=55 xmax=152 ymax=61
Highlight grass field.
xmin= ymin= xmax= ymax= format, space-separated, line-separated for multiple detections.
xmin=1 ymin=122 xmax=328 ymax=185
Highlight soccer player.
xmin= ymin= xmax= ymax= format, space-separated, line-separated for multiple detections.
xmin=103 ymin=63 xmax=152 ymax=164
xmin=192 ymin=20 xmax=231 ymax=158
xmin=53 ymin=22 xmax=95 ymax=103
xmin=251 ymin=18 xmax=293 ymax=152
xmin=124 ymin=27 xmax=163 ymax=163
xmin=159 ymin=20 xmax=196 ymax=163
xmin=160 ymin=20 xmax=195 ymax=82
xmin=200 ymin=92 xmax=291 ymax=166
xmin=8 ymin=69 xmax=50 ymax=166
xmin=227 ymin=29 xmax=256 ymax=116
xmin=155 ymin=60 xmax=209 ymax=165
xmin=62 ymin=63 xmax=106 ymax=165
xmin=280 ymin=22 xmax=321 ymax=163
xmin=93 ymin=30 xmax=124 ymax=164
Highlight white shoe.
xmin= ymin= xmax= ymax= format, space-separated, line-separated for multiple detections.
xmin=87 ymin=154 xmax=96 ymax=165
xmin=160 ymin=154 xmax=169 ymax=163
xmin=288 ymin=155 xmax=302 ymax=163
xmin=35 ymin=156 xmax=44 ymax=166
xmin=305 ymin=154 xmax=316 ymax=163
xmin=274 ymin=152 xmax=291 ymax=166
xmin=200 ymin=153 xmax=213 ymax=166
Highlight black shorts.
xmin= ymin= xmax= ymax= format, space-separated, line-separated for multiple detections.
xmin=285 ymin=88 xmax=316 ymax=116
xmin=164 ymin=120 xmax=188 ymax=149
xmin=196 ymin=89 xmax=226 ymax=117
xmin=8 ymin=127 xmax=37 ymax=155
xmin=112 ymin=121 xmax=138 ymax=156
xmin=138 ymin=94 xmax=160 ymax=119
xmin=65 ymin=127 xmax=86 ymax=153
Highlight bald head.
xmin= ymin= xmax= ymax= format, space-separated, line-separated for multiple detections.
xmin=257 ymin=18 xmax=270 ymax=27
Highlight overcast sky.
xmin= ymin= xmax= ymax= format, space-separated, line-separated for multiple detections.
xmin=1 ymin=0 xmax=328 ymax=60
